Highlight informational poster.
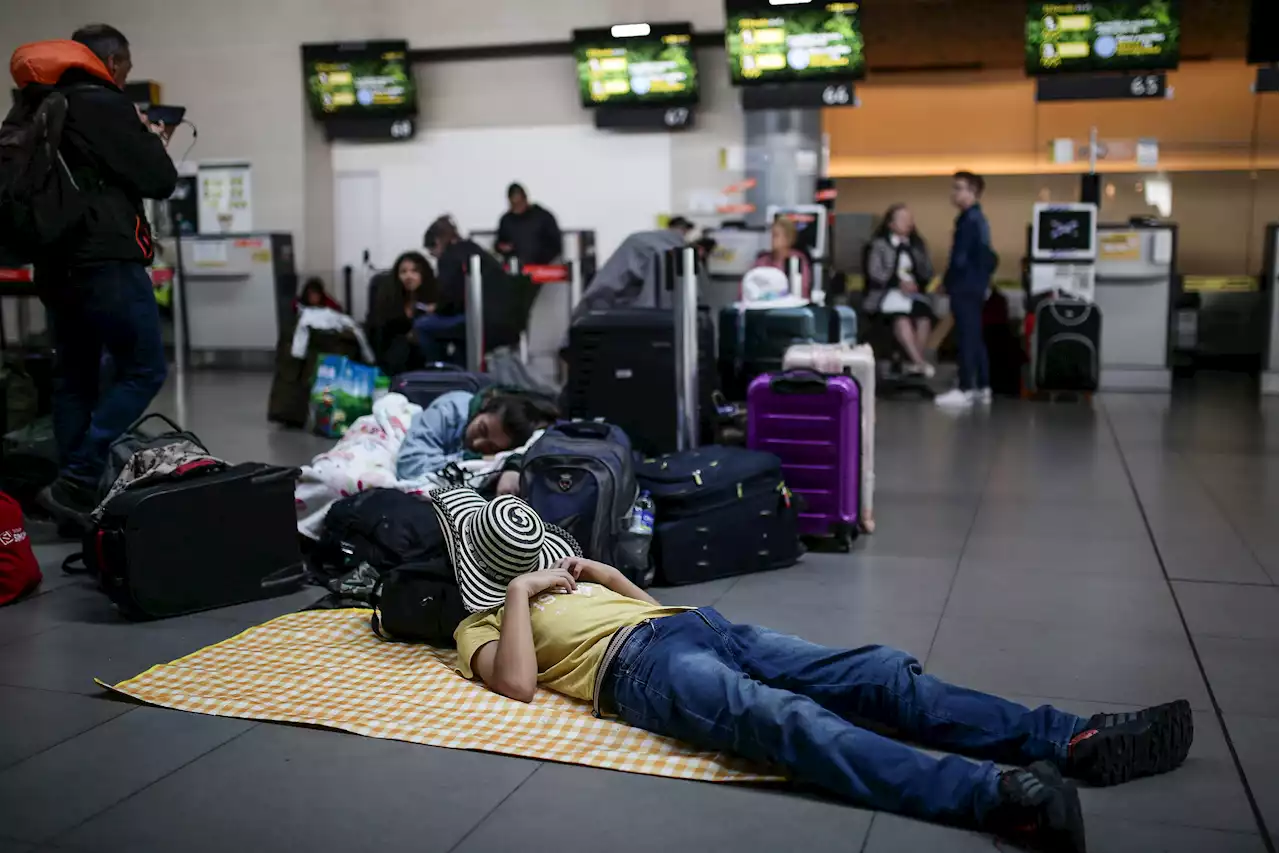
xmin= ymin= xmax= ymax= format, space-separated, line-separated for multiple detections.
xmin=197 ymin=163 xmax=252 ymax=235
xmin=1098 ymin=230 xmax=1143 ymax=262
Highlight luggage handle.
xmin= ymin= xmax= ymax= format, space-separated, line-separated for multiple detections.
xmin=554 ymin=419 xmax=613 ymax=440
xmin=769 ymin=369 xmax=829 ymax=396
xmin=123 ymin=412 xmax=187 ymax=439
xmin=249 ymin=466 xmax=302 ymax=487
xmin=260 ymin=562 xmax=307 ymax=591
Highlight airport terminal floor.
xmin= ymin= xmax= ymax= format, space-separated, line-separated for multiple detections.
xmin=0 ymin=371 xmax=1274 ymax=853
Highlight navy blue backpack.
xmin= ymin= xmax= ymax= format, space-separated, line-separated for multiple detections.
xmin=520 ymin=420 xmax=637 ymax=572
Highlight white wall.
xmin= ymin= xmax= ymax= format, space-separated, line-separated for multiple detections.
xmin=1 ymin=0 xmax=742 ymax=282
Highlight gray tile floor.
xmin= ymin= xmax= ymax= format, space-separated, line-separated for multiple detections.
xmin=0 ymin=372 xmax=1275 ymax=852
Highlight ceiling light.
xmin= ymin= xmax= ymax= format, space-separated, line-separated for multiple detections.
xmin=611 ymin=23 xmax=651 ymax=38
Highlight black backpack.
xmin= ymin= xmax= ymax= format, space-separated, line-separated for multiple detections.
xmin=0 ymin=89 xmax=88 ymax=264
xmin=313 ymin=488 xmax=448 ymax=578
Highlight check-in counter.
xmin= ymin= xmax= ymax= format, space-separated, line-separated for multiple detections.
xmin=1093 ymin=223 xmax=1176 ymax=391
xmin=177 ymin=233 xmax=297 ymax=368
xmin=1263 ymin=224 xmax=1278 ymax=395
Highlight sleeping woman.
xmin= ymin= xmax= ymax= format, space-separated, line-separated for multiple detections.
xmin=395 ymin=389 xmax=557 ymax=494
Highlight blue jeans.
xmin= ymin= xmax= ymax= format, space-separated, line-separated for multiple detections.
xmin=413 ymin=313 xmax=467 ymax=364
xmin=604 ymin=609 xmax=1083 ymax=826
xmin=951 ymin=294 xmax=989 ymax=392
xmin=44 ymin=262 xmax=168 ymax=485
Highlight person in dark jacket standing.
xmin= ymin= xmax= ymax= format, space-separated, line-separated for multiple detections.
xmin=935 ymin=171 xmax=994 ymax=409
xmin=4 ymin=26 xmax=177 ymax=525
xmin=495 ymin=183 xmax=561 ymax=268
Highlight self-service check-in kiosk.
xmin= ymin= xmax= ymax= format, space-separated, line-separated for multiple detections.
xmin=1093 ymin=222 xmax=1176 ymax=392
xmin=1029 ymin=202 xmax=1098 ymax=301
xmin=176 ymin=233 xmax=297 ymax=368
xmin=1262 ymin=224 xmax=1278 ymax=396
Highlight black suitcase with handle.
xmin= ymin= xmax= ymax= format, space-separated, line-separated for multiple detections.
xmin=391 ymin=363 xmax=493 ymax=409
xmin=636 ymin=446 xmax=801 ymax=585
xmin=84 ymin=463 xmax=306 ymax=620
xmin=1032 ymin=298 xmax=1102 ymax=392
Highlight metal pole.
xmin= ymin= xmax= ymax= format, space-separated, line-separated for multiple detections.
xmin=788 ymin=253 xmax=802 ymax=299
xmin=674 ymin=246 xmax=699 ymax=451
xmin=342 ymin=265 xmax=353 ymax=313
xmin=569 ymin=258 xmax=583 ymax=309
xmin=171 ymin=214 xmax=189 ymax=426
xmin=466 ymin=253 xmax=485 ymax=373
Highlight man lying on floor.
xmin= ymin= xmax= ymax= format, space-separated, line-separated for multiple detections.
xmin=430 ymin=486 xmax=1193 ymax=853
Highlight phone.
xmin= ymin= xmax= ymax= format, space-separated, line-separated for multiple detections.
xmin=145 ymin=105 xmax=186 ymax=127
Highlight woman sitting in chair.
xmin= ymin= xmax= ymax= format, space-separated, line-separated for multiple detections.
xmin=866 ymin=204 xmax=936 ymax=377
xmin=752 ymin=216 xmax=812 ymax=300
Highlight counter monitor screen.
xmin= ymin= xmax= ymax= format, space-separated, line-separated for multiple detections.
xmin=573 ymin=24 xmax=699 ymax=107
xmin=725 ymin=1 xmax=866 ymax=86
xmin=302 ymin=41 xmax=417 ymax=117
xmin=1032 ymin=204 xmax=1098 ymax=261
xmin=1026 ymin=1 xmax=1181 ymax=75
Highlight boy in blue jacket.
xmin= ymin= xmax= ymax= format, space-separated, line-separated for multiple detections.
xmin=936 ymin=171 xmax=995 ymax=409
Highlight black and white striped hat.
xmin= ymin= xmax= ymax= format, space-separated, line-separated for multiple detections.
xmin=430 ymin=486 xmax=582 ymax=613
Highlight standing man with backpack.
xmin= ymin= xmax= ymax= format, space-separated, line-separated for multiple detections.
xmin=1 ymin=25 xmax=177 ymax=528
xmin=935 ymin=171 xmax=996 ymax=410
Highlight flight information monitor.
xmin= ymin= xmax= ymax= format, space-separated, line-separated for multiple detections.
xmin=725 ymin=1 xmax=866 ymax=85
xmin=303 ymin=41 xmax=417 ymax=117
xmin=573 ymin=23 xmax=699 ymax=107
xmin=1026 ymin=1 xmax=1181 ymax=74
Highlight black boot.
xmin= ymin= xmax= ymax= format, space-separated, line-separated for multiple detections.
xmin=1066 ymin=700 xmax=1193 ymax=786
xmin=987 ymin=762 xmax=1087 ymax=853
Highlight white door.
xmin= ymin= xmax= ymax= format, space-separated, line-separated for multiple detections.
xmin=333 ymin=170 xmax=382 ymax=324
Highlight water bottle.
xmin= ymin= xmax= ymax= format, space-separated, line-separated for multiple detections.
xmin=620 ymin=491 xmax=656 ymax=587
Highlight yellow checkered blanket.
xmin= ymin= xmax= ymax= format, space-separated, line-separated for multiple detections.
xmin=107 ymin=609 xmax=779 ymax=783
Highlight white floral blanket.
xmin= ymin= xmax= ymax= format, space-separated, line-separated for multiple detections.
xmin=294 ymin=393 xmax=539 ymax=539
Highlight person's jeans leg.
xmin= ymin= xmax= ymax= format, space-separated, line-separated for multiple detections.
xmin=951 ymin=296 xmax=978 ymax=391
xmin=975 ymin=306 xmax=991 ymax=390
xmin=609 ymin=611 xmax=1003 ymax=827
xmin=413 ymin=313 xmax=467 ymax=364
xmin=64 ymin=263 xmax=168 ymax=483
xmin=716 ymin=615 xmax=1083 ymax=766
xmin=44 ymin=297 xmax=103 ymax=482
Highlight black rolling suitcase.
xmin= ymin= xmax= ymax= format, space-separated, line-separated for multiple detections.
xmin=391 ymin=363 xmax=493 ymax=409
xmin=636 ymin=446 xmax=801 ymax=585
xmin=564 ymin=307 xmax=716 ymax=456
xmin=85 ymin=463 xmax=306 ymax=620
xmin=1031 ymin=298 xmax=1102 ymax=392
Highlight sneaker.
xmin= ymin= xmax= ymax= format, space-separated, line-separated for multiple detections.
xmin=36 ymin=476 xmax=96 ymax=534
xmin=977 ymin=387 xmax=993 ymax=404
xmin=988 ymin=762 xmax=1086 ymax=853
xmin=1066 ymin=700 xmax=1194 ymax=786
xmin=934 ymin=388 xmax=974 ymax=409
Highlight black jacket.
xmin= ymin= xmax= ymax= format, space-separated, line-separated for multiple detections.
xmin=496 ymin=204 xmax=562 ymax=266
xmin=7 ymin=41 xmax=178 ymax=269
xmin=435 ymin=239 xmax=536 ymax=351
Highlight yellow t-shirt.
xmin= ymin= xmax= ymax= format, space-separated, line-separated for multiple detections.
xmin=453 ymin=582 xmax=690 ymax=702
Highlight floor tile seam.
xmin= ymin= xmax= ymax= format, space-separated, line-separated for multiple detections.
xmin=1099 ymin=397 xmax=1278 ymax=853
xmin=1169 ymin=577 xmax=1279 ymax=589
xmin=0 ymin=708 xmax=139 ymax=776
xmin=443 ymin=762 xmax=546 ymax=853
xmin=0 ymin=622 xmax=70 ymax=650
xmin=1181 ymin=456 xmax=1277 ymax=573
xmin=40 ymin=723 xmax=261 ymax=848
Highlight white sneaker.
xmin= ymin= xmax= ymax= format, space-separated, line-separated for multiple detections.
xmin=934 ymin=388 xmax=974 ymax=409
xmin=977 ymin=388 xmax=993 ymax=405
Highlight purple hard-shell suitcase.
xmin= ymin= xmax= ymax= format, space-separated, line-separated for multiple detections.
xmin=746 ymin=370 xmax=861 ymax=548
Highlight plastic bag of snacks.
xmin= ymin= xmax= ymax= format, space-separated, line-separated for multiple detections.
xmin=309 ymin=355 xmax=379 ymax=438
